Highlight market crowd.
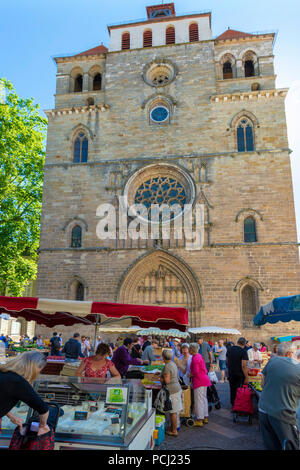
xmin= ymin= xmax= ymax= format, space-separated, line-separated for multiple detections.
xmin=1 ymin=331 xmax=300 ymax=449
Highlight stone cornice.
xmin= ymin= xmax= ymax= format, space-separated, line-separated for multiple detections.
xmin=38 ymin=241 xmax=300 ymax=253
xmin=43 ymin=148 xmax=291 ymax=168
xmin=214 ymin=33 xmax=275 ymax=45
xmin=211 ymin=88 xmax=288 ymax=103
xmin=215 ymin=75 xmax=276 ymax=83
xmin=55 ymin=54 xmax=107 ymax=64
xmin=44 ymin=104 xmax=109 ymax=118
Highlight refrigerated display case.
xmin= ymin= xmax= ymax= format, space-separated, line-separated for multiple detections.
xmin=0 ymin=376 xmax=156 ymax=450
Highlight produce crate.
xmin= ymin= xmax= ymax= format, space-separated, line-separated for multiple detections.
xmin=143 ymin=372 xmax=161 ymax=382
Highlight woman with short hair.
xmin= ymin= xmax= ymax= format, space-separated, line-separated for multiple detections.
xmin=0 ymin=351 xmax=50 ymax=436
xmin=160 ymin=349 xmax=183 ymax=437
xmin=76 ymin=343 xmax=121 ymax=378
xmin=189 ymin=343 xmax=211 ymax=427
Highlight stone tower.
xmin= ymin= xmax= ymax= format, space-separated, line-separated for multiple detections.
xmin=36 ymin=3 xmax=300 ymax=342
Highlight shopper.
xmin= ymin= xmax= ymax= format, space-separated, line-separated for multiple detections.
xmin=216 ymin=340 xmax=227 ymax=383
xmin=189 ymin=343 xmax=211 ymax=426
xmin=169 ymin=338 xmax=181 ymax=360
xmin=36 ymin=335 xmax=44 ymax=348
xmin=50 ymin=332 xmax=61 ymax=356
xmin=270 ymin=344 xmax=279 ymax=358
xmin=175 ymin=343 xmax=192 ymax=386
xmin=160 ymin=349 xmax=183 ymax=437
xmin=112 ymin=338 xmax=146 ymax=377
xmin=76 ymin=343 xmax=121 ymax=379
xmin=197 ymin=337 xmax=213 ymax=373
xmin=226 ymin=337 xmax=249 ymax=407
xmin=131 ymin=337 xmax=142 ymax=359
xmin=142 ymin=339 xmax=159 ymax=365
xmin=142 ymin=336 xmax=152 ymax=352
xmin=245 ymin=340 xmax=252 ymax=351
xmin=0 ymin=351 xmax=50 ymax=436
xmin=260 ymin=342 xmax=267 ymax=352
xmin=63 ymin=333 xmax=85 ymax=362
xmin=259 ymin=342 xmax=300 ymax=450
xmin=247 ymin=343 xmax=263 ymax=368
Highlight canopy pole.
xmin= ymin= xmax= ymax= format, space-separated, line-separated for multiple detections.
xmin=93 ymin=314 xmax=101 ymax=352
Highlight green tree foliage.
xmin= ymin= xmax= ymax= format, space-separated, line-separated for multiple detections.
xmin=0 ymin=79 xmax=46 ymax=295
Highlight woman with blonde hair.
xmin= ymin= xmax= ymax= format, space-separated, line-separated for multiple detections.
xmin=0 ymin=351 xmax=50 ymax=436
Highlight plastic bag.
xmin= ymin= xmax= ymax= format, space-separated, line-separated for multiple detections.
xmin=208 ymin=371 xmax=218 ymax=383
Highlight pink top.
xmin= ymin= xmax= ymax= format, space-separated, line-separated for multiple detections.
xmin=83 ymin=357 xmax=113 ymax=378
xmin=260 ymin=346 xmax=266 ymax=352
xmin=190 ymin=353 xmax=211 ymax=389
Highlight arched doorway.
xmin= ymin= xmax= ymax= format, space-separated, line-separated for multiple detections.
xmin=117 ymin=250 xmax=202 ymax=327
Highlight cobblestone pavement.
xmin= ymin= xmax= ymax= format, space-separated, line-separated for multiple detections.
xmin=157 ymin=382 xmax=265 ymax=451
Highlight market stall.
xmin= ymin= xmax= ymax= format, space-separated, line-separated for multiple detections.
xmin=0 ymin=296 xmax=188 ymax=449
xmin=0 ymin=376 xmax=156 ymax=450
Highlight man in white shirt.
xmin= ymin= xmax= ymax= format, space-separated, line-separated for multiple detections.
xmin=247 ymin=343 xmax=263 ymax=368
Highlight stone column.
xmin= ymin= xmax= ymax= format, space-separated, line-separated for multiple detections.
xmin=236 ymin=59 xmax=244 ymax=78
xmin=83 ymin=73 xmax=89 ymax=92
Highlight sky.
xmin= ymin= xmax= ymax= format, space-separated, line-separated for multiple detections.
xmin=1 ymin=0 xmax=300 ymax=242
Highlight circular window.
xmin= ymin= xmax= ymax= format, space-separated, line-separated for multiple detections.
xmin=124 ymin=164 xmax=196 ymax=225
xmin=143 ymin=60 xmax=177 ymax=88
xmin=150 ymin=106 xmax=169 ymax=123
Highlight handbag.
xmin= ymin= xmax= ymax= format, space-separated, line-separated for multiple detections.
xmin=9 ymin=403 xmax=61 ymax=451
xmin=232 ymin=385 xmax=254 ymax=414
xmin=154 ymin=386 xmax=173 ymax=414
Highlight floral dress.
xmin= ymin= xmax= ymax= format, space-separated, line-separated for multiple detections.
xmin=83 ymin=357 xmax=113 ymax=378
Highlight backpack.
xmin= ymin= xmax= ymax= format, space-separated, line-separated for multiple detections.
xmin=154 ymin=386 xmax=173 ymax=414
xmin=52 ymin=337 xmax=61 ymax=351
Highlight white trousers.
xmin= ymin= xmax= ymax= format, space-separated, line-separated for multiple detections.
xmin=193 ymin=386 xmax=208 ymax=420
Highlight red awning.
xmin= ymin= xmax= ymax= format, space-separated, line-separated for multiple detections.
xmin=0 ymin=296 xmax=188 ymax=331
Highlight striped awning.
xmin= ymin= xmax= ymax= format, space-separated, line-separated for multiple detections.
xmin=188 ymin=327 xmax=241 ymax=335
xmin=0 ymin=296 xmax=188 ymax=330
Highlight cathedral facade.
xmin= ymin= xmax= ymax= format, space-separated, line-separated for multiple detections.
xmin=36 ymin=3 xmax=300 ymax=342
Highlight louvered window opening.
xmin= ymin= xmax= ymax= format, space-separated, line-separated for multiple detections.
xmin=166 ymin=27 xmax=175 ymax=44
xmin=93 ymin=73 xmax=102 ymax=91
xmin=189 ymin=24 xmax=199 ymax=42
xmin=143 ymin=30 xmax=152 ymax=47
xmin=74 ymin=75 xmax=83 ymax=92
xmin=245 ymin=60 xmax=255 ymax=77
xmin=223 ymin=61 xmax=233 ymax=79
xmin=122 ymin=33 xmax=130 ymax=50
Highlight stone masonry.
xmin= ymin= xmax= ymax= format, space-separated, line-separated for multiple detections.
xmin=35 ymin=4 xmax=300 ymax=344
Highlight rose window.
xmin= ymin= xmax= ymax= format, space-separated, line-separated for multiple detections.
xmin=134 ymin=177 xmax=187 ymax=219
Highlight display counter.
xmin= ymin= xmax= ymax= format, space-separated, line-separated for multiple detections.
xmin=0 ymin=376 xmax=156 ymax=450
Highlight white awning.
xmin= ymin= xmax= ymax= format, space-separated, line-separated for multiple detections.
xmin=98 ymin=326 xmax=140 ymax=334
xmin=188 ymin=327 xmax=241 ymax=335
xmin=136 ymin=328 xmax=189 ymax=338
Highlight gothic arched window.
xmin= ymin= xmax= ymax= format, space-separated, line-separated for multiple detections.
xmin=237 ymin=118 xmax=254 ymax=152
xmin=166 ymin=26 xmax=175 ymax=44
xmin=244 ymin=217 xmax=257 ymax=243
xmin=71 ymin=225 xmax=82 ymax=248
xmin=143 ymin=30 xmax=152 ymax=48
xmin=76 ymin=282 xmax=84 ymax=301
xmin=241 ymin=284 xmax=258 ymax=327
xmin=74 ymin=74 xmax=83 ymax=92
xmin=122 ymin=32 xmax=130 ymax=50
xmin=223 ymin=61 xmax=233 ymax=79
xmin=73 ymin=132 xmax=88 ymax=163
xmin=189 ymin=23 xmax=199 ymax=42
xmin=93 ymin=73 xmax=102 ymax=91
